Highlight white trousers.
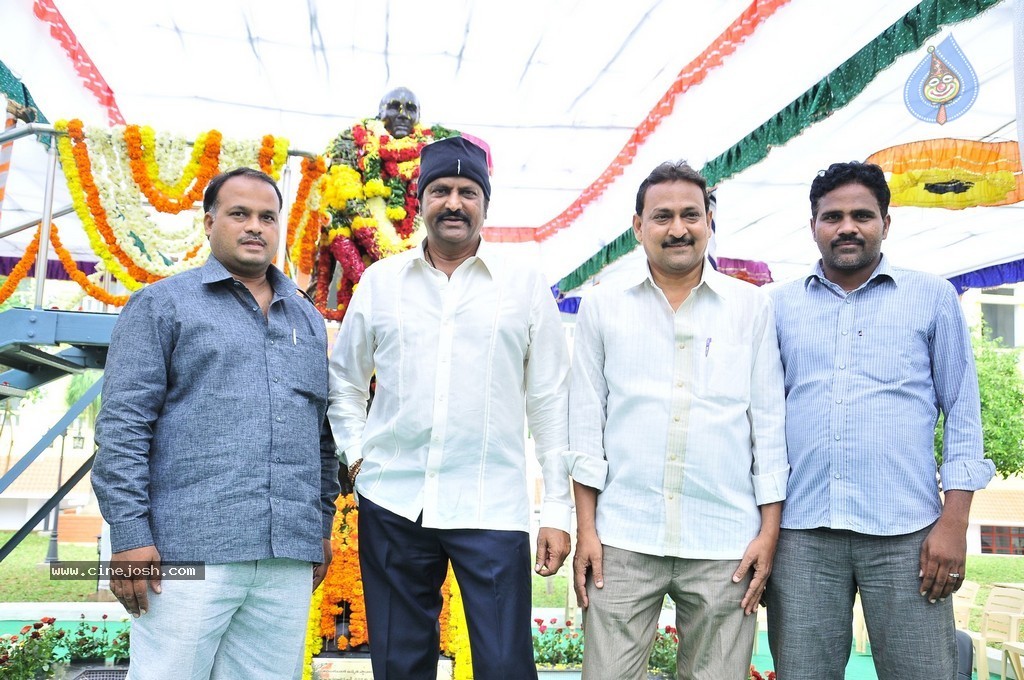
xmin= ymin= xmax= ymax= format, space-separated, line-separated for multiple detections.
xmin=126 ymin=558 xmax=312 ymax=680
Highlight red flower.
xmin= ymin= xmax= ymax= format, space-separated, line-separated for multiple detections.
xmin=565 ymin=619 xmax=573 ymax=626
xmin=534 ymin=618 xmax=543 ymax=625
xmin=550 ymin=618 xmax=557 ymax=624
xmin=538 ymin=625 xmax=547 ymax=634
xmin=19 ymin=625 xmax=31 ymax=634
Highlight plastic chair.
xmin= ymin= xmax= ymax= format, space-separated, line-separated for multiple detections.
xmin=967 ymin=586 xmax=1024 ymax=680
xmin=953 ymin=579 xmax=982 ymax=629
xmin=852 ymin=593 xmax=869 ymax=654
xmin=1001 ymin=640 xmax=1024 ymax=680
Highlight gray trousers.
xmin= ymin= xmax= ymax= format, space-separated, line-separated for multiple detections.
xmin=765 ymin=526 xmax=956 ymax=680
xmin=581 ymin=545 xmax=756 ymax=680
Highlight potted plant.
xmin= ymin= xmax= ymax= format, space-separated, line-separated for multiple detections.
xmin=106 ymin=625 xmax=130 ymax=665
xmin=64 ymin=614 xmax=110 ymax=665
xmin=0 ymin=617 xmax=66 ymax=680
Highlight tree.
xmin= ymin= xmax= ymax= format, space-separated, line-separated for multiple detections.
xmin=935 ymin=325 xmax=1024 ymax=478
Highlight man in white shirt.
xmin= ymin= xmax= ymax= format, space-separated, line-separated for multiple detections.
xmin=569 ymin=161 xmax=789 ymax=679
xmin=328 ymin=135 xmax=572 ymax=679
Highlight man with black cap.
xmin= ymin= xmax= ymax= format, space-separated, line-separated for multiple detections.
xmin=328 ymin=135 xmax=572 ymax=679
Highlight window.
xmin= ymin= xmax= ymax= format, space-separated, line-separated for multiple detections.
xmin=979 ymin=526 xmax=1024 ymax=555
xmin=981 ymin=303 xmax=1016 ymax=348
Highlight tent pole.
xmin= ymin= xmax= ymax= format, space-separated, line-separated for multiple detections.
xmin=33 ymin=136 xmax=59 ymax=309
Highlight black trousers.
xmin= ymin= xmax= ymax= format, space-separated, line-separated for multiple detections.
xmin=357 ymin=495 xmax=538 ymax=680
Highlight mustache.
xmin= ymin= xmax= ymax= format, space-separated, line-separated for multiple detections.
xmin=438 ymin=210 xmax=470 ymax=223
xmin=831 ymin=235 xmax=865 ymax=247
xmin=661 ymin=235 xmax=696 ymax=248
xmin=240 ymin=235 xmax=267 ymax=246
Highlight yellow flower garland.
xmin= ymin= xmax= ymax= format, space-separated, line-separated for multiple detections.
xmin=302 ymin=587 xmax=324 ymax=680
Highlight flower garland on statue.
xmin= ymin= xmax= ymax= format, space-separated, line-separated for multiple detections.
xmin=305 ymin=494 xmax=472 ymax=671
xmin=440 ymin=567 xmax=474 ymax=680
xmin=312 ymin=120 xmax=458 ymax=321
xmin=301 ymin=586 xmax=324 ymax=680
xmin=316 ymin=494 xmax=367 ymax=649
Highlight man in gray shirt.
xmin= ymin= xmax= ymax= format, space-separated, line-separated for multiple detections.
xmin=93 ymin=167 xmax=339 ymax=679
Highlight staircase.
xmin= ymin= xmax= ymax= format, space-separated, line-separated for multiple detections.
xmin=0 ymin=307 xmax=116 ymax=561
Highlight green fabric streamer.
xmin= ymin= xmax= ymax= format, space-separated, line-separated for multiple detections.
xmin=0 ymin=58 xmax=49 ymax=126
xmin=558 ymin=0 xmax=1004 ymax=294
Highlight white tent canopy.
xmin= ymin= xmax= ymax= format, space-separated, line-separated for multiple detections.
xmin=1 ymin=0 xmax=1021 ymax=291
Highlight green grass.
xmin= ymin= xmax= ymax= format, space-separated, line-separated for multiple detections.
xmin=0 ymin=532 xmax=101 ymax=602
xmin=962 ymin=554 xmax=1024 ymax=640
xmin=532 ymin=572 xmax=571 ymax=609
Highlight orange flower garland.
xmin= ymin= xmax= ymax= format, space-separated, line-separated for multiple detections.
xmin=62 ymin=120 xmax=158 ymax=285
xmin=50 ymin=222 xmax=130 ymax=306
xmin=286 ymin=156 xmax=328 ymax=275
xmin=317 ymin=494 xmax=367 ymax=649
xmin=124 ymin=124 xmax=223 ymax=213
xmin=0 ymin=226 xmax=40 ymax=305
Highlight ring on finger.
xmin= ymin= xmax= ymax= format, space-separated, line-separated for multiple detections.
xmin=948 ymin=572 xmax=960 ymax=579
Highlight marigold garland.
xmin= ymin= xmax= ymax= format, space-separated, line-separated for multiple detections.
xmin=57 ymin=119 xmax=150 ymax=290
xmin=287 ymin=156 xmax=327 ymax=275
xmin=316 ymin=494 xmax=367 ymax=649
xmin=443 ymin=569 xmax=474 ymax=680
xmin=50 ymin=222 xmax=130 ymax=306
xmin=301 ymin=586 xmax=324 ymax=680
xmin=0 ymin=225 xmax=40 ymax=305
xmin=124 ymin=123 xmax=223 ymax=214
xmin=313 ymin=121 xmax=458 ymax=322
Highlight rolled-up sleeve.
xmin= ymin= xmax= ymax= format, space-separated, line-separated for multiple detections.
xmin=933 ymin=287 xmax=995 ymax=491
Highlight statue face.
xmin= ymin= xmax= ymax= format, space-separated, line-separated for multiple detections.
xmin=378 ymin=87 xmax=420 ymax=139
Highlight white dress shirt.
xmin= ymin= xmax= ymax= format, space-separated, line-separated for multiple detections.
xmin=568 ymin=262 xmax=789 ymax=558
xmin=328 ymin=240 xmax=572 ymax=533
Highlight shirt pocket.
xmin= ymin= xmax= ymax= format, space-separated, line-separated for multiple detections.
xmin=854 ymin=323 xmax=909 ymax=384
xmin=697 ymin=342 xmax=752 ymax=402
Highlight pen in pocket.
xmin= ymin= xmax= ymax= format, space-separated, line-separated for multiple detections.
xmin=705 ymin=337 xmax=712 ymax=357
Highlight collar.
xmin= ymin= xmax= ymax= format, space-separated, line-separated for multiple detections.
xmin=622 ymin=257 xmax=726 ymax=299
xmin=804 ymin=254 xmax=897 ymax=292
xmin=200 ymin=255 xmax=295 ymax=298
xmin=413 ymin=236 xmax=500 ymax=277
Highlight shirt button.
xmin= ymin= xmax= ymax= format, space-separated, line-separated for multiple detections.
xmin=276 ymin=457 xmax=281 ymax=463
xmin=669 ymin=455 xmax=677 ymax=461
xmin=273 ymin=377 xmax=279 ymax=383
xmin=842 ymin=330 xmax=848 ymax=336
xmin=836 ymin=398 xmax=842 ymax=404
xmin=276 ymin=416 xmax=284 ymax=423
xmin=667 ymin=493 xmax=674 ymax=500
xmin=839 ymin=364 xmax=845 ymax=370
xmin=845 ymin=299 xmax=852 ymax=304
xmin=834 ymin=434 xmax=841 ymax=440
xmin=252 ymin=307 xmax=258 ymax=312
xmin=270 ymin=339 xmax=275 ymax=345
xmin=429 ymin=472 xmax=436 ymax=478
xmin=834 ymin=473 xmax=841 ymax=479
xmin=677 ymin=343 xmax=685 ymax=349
xmin=675 ymin=380 xmax=683 ymax=387
xmin=673 ymin=415 xmax=680 ymax=422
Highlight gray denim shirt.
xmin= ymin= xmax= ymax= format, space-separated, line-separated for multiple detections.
xmin=93 ymin=256 xmax=339 ymax=564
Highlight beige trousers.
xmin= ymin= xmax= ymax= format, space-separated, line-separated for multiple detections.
xmin=581 ymin=545 xmax=756 ymax=680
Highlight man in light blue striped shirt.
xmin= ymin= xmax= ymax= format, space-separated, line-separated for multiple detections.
xmin=765 ymin=161 xmax=995 ymax=680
